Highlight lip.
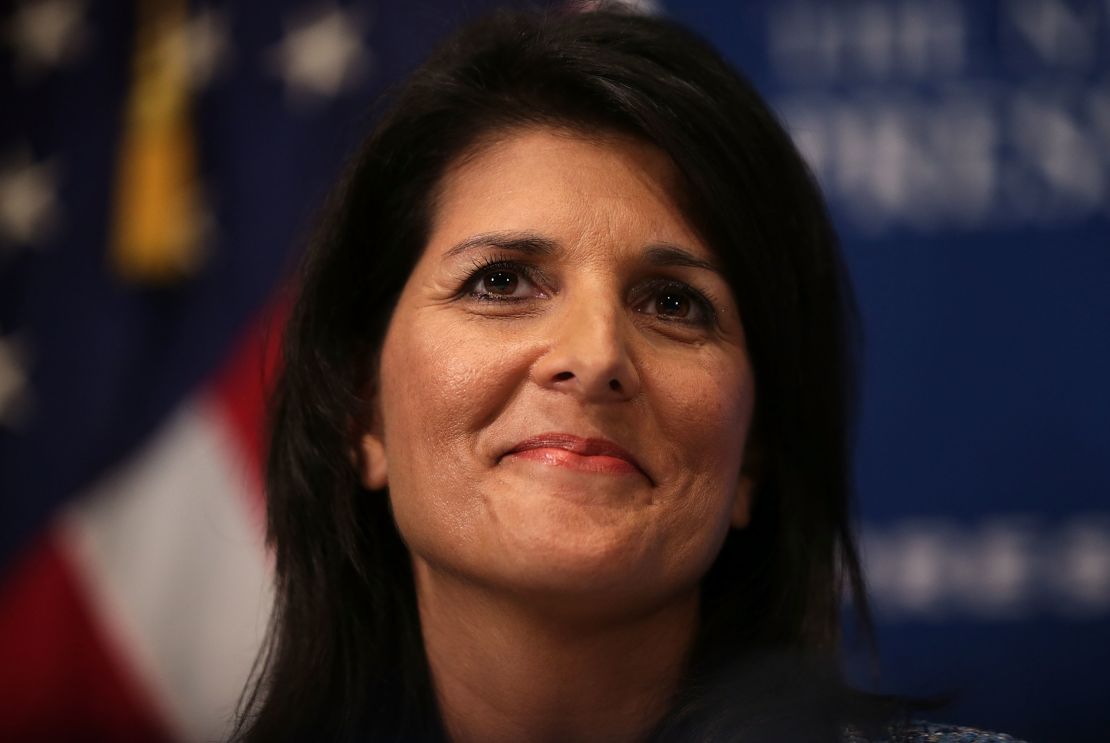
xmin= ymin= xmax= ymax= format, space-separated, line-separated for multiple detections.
xmin=503 ymin=433 xmax=649 ymax=480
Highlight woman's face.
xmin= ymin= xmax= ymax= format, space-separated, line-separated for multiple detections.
xmin=361 ymin=127 xmax=756 ymax=615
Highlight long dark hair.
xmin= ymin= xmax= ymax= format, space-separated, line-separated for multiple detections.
xmin=237 ymin=6 xmax=905 ymax=741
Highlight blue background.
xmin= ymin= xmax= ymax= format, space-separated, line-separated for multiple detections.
xmin=665 ymin=2 xmax=1109 ymax=740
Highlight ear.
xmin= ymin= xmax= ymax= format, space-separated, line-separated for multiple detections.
xmin=730 ymin=472 xmax=755 ymax=529
xmin=352 ymin=381 xmax=389 ymax=491
xmin=730 ymin=437 xmax=762 ymax=529
xmin=356 ymin=430 xmax=389 ymax=491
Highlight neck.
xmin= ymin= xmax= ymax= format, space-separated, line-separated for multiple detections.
xmin=413 ymin=560 xmax=699 ymax=743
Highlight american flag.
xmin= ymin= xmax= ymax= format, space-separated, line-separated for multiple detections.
xmin=0 ymin=1 xmax=503 ymax=738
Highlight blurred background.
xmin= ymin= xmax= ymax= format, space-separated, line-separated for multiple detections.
xmin=1 ymin=0 xmax=1107 ymax=740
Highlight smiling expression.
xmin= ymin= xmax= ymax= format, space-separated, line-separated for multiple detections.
xmin=360 ymin=127 xmax=757 ymax=615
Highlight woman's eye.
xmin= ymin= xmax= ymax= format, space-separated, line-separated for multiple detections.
xmin=635 ymin=282 xmax=714 ymax=326
xmin=481 ymin=270 xmax=520 ymax=295
xmin=465 ymin=262 xmax=542 ymax=301
xmin=653 ymin=291 xmax=691 ymax=317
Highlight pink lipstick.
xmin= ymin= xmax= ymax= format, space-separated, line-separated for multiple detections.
xmin=504 ymin=433 xmax=645 ymax=477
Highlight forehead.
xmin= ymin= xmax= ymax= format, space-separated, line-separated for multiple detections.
xmin=425 ymin=126 xmax=709 ymax=263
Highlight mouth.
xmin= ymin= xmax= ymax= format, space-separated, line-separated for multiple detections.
xmin=502 ymin=433 xmax=651 ymax=481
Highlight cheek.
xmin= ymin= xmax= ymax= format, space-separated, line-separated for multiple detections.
xmin=385 ymin=314 xmax=530 ymax=421
xmin=653 ymin=348 xmax=754 ymax=474
xmin=378 ymin=310 xmax=529 ymax=528
xmin=645 ymin=349 xmax=755 ymax=563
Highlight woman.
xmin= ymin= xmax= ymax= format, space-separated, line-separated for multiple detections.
xmin=236 ymin=7 xmax=1019 ymax=742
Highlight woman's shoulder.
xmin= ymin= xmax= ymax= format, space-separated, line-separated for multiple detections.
xmin=843 ymin=720 xmax=1028 ymax=743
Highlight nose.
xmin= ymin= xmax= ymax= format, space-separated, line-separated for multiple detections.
xmin=530 ymin=297 xmax=641 ymax=403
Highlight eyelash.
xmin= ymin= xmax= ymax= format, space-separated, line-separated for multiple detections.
xmin=634 ymin=277 xmax=719 ymax=327
xmin=458 ymin=256 xmax=719 ymax=328
xmin=462 ymin=256 xmax=547 ymax=302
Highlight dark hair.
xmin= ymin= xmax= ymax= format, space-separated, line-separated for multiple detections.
xmin=238 ymin=6 xmax=907 ymax=741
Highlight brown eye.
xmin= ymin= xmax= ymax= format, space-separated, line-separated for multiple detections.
xmin=655 ymin=292 xmax=690 ymax=317
xmin=634 ymin=280 xmax=714 ymax=327
xmin=483 ymin=270 xmax=519 ymax=295
xmin=464 ymin=260 xmax=545 ymax=302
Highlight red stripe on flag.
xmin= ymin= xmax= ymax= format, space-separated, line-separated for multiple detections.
xmin=0 ymin=533 xmax=172 ymax=742
xmin=210 ymin=298 xmax=291 ymax=510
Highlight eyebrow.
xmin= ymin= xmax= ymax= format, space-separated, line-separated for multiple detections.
xmin=442 ymin=231 xmax=724 ymax=277
xmin=641 ymin=244 xmax=724 ymax=276
xmin=442 ymin=231 xmax=558 ymax=260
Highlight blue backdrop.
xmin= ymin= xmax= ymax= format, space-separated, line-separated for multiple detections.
xmin=663 ymin=1 xmax=1109 ymax=740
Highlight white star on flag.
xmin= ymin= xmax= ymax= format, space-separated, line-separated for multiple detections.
xmin=5 ymin=0 xmax=89 ymax=78
xmin=0 ymin=156 xmax=60 ymax=249
xmin=0 ymin=334 xmax=32 ymax=430
xmin=267 ymin=3 xmax=373 ymax=106
xmin=179 ymin=7 xmax=232 ymax=90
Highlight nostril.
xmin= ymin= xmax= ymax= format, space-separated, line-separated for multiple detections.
xmin=554 ymin=371 xmax=574 ymax=381
xmin=609 ymin=379 xmax=621 ymax=391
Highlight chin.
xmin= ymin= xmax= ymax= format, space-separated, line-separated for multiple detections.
xmin=501 ymin=494 xmax=649 ymax=563
xmin=497 ymin=525 xmax=685 ymax=606
xmin=401 ymin=481 xmax=714 ymax=615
